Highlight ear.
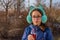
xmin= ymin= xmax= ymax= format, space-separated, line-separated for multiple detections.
xmin=28 ymin=6 xmax=35 ymax=15
xmin=30 ymin=6 xmax=35 ymax=10
xmin=38 ymin=5 xmax=45 ymax=15
xmin=38 ymin=4 xmax=44 ymax=10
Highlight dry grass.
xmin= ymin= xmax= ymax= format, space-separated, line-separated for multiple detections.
xmin=0 ymin=8 xmax=60 ymax=40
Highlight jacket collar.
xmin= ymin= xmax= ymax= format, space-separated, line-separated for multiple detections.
xmin=29 ymin=24 xmax=48 ymax=32
xmin=29 ymin=24 xmax=40 ymax=31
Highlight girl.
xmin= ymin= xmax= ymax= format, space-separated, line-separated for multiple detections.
xmin=22 ymin=5 xmax=53 ymax=40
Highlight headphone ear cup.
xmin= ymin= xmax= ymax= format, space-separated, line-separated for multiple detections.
xmin=26 ymin=15 xmax=32 ymax=24
xmin=42 ymin=15 xmax=47 ymax=23
xmin=26 ymin=6 xmax=34 ymax=24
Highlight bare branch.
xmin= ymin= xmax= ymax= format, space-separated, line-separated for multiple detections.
xmin=3 ymin=0 xmax=6 ymax=4
xmin=8 ymin=0 xmax=11 ymax=5
xmin=8 ymin=0 xmax=14 ymax=7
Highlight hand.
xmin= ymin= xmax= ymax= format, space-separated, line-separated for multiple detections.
xmin=28 ymin=34 xmax=35 ymax=40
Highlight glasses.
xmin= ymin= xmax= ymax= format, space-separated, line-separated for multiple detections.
xmin=32 ymin=16 xmax=42 ymax=18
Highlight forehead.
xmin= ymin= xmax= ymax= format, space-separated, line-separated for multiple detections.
xmin=32 ymin=10 xmax=42 ymax=16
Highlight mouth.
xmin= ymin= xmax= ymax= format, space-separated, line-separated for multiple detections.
xmin=35 ymin=21 xmax=38 ymax=23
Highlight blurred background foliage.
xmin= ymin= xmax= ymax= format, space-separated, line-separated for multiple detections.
xmin=0 ymin=0 xmax=60 ymax=40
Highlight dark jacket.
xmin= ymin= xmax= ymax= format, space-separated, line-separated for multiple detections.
xmin=22 ymin=24 xmax=53 ymax=40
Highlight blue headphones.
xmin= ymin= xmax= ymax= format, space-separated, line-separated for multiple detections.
xmin=26 ymin=5 xmax=47 ymax=24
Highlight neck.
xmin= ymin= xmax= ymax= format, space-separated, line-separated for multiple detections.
xmin=40 ymin=26 xmax=46 ymax=31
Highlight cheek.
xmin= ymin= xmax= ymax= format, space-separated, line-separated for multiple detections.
xmin=37 ymin=19 xmax=41 ymax=22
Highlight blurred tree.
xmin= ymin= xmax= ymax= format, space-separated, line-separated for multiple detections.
xmin=36 ymin=0 xmax=41 ymax=6
xmin=0 ymin=0 xmax=15 ymax=37
xmin=0 ymin=0 xmax=15 ymax=21
xmin=16 ymin=0 xmax=25 ymax=18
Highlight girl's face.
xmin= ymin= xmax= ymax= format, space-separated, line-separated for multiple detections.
xmin=32 ymin=10 xmax=42 ymax=26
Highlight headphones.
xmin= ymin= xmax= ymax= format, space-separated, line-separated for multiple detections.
xmin=26 ymin=5 xmax=47 ymax=24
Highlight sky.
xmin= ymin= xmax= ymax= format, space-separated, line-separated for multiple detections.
xmin=24 ymin=0 xmax=60 ymax=7
xmin=0 ymin=0 xmax=60 ymax=11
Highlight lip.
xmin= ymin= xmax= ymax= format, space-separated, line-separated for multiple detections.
xmin=35 ymin=21 xmax=38 ymax=23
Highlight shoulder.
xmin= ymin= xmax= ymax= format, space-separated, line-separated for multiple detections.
xmin=45 ymin=27 xmax=52 ymax=32
xmin=24 ymin=24 xmax=32 ymax=32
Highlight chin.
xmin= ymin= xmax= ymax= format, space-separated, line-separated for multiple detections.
xmin=34 ymin=23 xmax=39 ymax=26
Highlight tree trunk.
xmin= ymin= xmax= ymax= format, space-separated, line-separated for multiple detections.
xmin=17 ymin=0 xmax=20 ymax=18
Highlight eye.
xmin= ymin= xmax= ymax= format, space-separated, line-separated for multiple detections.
xmin=32 ymin=15 xmax=42 ymax=18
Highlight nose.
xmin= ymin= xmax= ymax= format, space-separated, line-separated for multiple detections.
xmin=34 ymin=18 xmax=39 ymax=21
